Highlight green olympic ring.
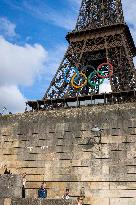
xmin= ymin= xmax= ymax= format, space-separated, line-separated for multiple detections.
xmin=88 ymin=70 xmax=104 ymax=87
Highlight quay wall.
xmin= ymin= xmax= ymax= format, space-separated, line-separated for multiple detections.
xmin=0 ymin=103 xmax=136 ymax=204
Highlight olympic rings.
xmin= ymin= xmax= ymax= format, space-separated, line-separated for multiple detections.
xmin=71 ymin=72 xmax=87 ymax=89
xmin=88 ymin=70 xmax=104 ymax=87
xmin=97 ymin=63 xmax=113 ymax=79
xmin=63 ymin=62 xmax=113 ymax=90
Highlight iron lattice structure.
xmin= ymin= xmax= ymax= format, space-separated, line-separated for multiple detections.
xmin=75 ymin=0 xmax=124 ymax=31
xmin=43 ymin=0 xmax=136 ymax=100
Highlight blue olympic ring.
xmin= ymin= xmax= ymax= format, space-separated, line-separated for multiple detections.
xmin=73 ymin=73 xmax=85 ymax=86
xmin=64 ymin=67 xmax=79 ymax=83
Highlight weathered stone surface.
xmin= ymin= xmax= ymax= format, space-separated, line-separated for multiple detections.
xmin=0 ymin=175 xmax=22 ymax=198
xmin=1 ymin=103 xmax=136 ymax=204
xmin=11 ymin=199 xmax=75 ymax=205
xmin=4 ymin=198 xmax=11 ymax=205
xmin=0 ymin=198 xmax=4 ymax=205
xmin=0 ymin=199 xmax=75 ymax=205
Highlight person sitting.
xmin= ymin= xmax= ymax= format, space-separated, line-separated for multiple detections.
xmin=77 ymin=196 xmax=84 ymax=205
xmin=38 ymin=182 xmax=47 ymax=198
xmin=80 ymin=187 xmax=85 ymax=200
xmin=62 ymin=188 xmax=70 ymax=200
xmin=4 ymin=165 xmax=10 ymax=174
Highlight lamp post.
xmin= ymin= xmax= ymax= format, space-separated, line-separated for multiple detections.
xmin=87 ymin=125 xmax=101 ymax=151
xmin=91 ymin=126 xmax=101 ymax=143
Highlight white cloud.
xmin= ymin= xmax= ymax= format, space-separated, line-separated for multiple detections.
xmin=0 ymin=17 xmax=16 ymax=37
xmin=0 ymin=36 xmax=48 ymax=86
xmin=0 ymin=36 xmax=48 ymax=113
xmin=0 ymin=85 xmax=26 ymax=113
xmin=0 ymin=17 xmax=48 ymax=113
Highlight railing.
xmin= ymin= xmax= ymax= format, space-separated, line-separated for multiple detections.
xmin=26 ymin=90 xmax=136 ymax=111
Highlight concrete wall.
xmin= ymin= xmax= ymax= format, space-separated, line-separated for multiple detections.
xmin=0 ymin=103 xmax=136 ymax=204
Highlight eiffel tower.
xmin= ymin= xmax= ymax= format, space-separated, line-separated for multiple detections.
xmin=42 ymin=0 xmax=136 ymax=101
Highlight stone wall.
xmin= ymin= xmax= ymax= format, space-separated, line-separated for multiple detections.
xmin=0 ymin=103 xmax=136 ymax=204
xmin=0 ymin=199 xmax=75 ymax=205
xmin=11 ymin=199 xmax=74 ymax=205
xmin=0 ymin=175 xmax=22 ymax=198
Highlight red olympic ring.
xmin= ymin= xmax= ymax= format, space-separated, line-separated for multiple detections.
xmin=97 ymin=63 xmax=113 ymax=79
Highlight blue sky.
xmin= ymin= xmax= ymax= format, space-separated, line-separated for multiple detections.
xmin=0 ymin=0 xmax=136 ymax=113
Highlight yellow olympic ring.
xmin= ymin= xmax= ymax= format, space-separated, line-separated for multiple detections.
xmin=71 ymin=72 xmax=87 ymax=89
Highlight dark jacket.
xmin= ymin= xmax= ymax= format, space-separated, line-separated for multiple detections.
xmin=4 ymin=168 xmax=10 ymax=174
xmin=38 ymin=187 xmax=47 ymax=198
